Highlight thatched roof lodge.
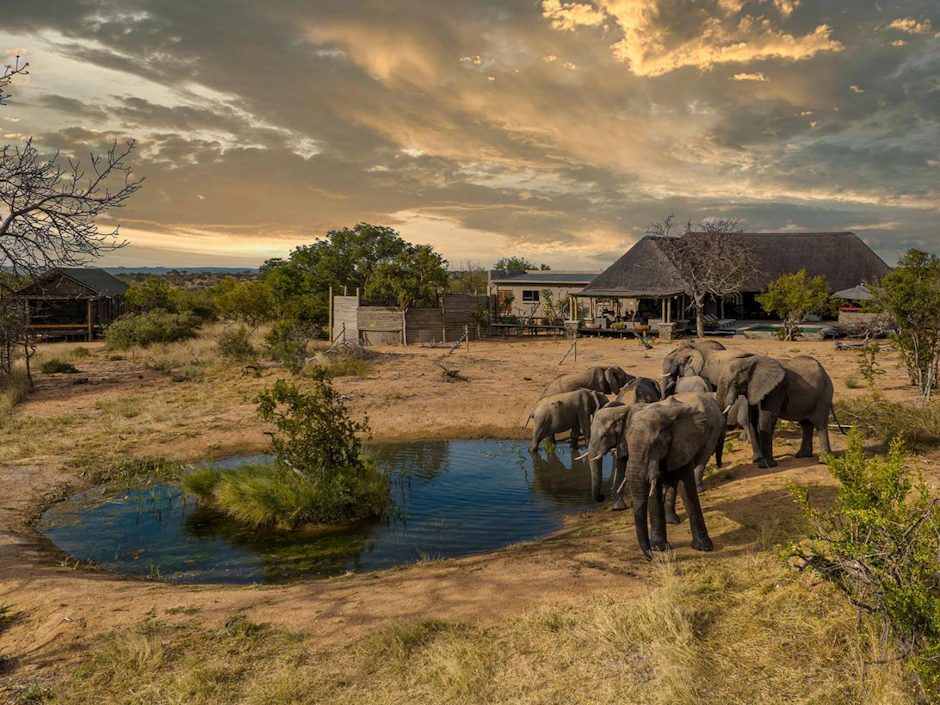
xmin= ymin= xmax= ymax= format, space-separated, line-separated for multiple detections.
xmin=579 ymin=232 xmax=891 ymax=321
xmin=15 ymin=267 xmax=129 ymax=341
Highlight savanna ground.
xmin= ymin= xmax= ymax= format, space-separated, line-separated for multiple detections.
xmin=0 ymin=328 xmax=931 ymax=703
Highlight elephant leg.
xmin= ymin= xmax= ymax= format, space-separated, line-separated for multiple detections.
xmin=678 ymin=467 xmax=713 ymax=552
xmin=664 ymin=484 xmax=681 ymax=524
xmin=693 ymin=462 xmax=707 ymax=494
xmin=529 ymin=419 xmax=546 ymax=452
xmin=757 ymin=411 xmax=778 ymax=468
xmin=629 ymin=484 xmax=652 ymax=557
xmin=795 ymin=420 xmax=814 ymax=458
xmin=569 ymin=424 xmax=580 ymax=449
xmin=648 ymin=480 xmax=670 ymax=553
xmin=816 ymin=416 xmax=832 ymax=455
xmin=611 ymin=456 xmax=628 ymax=511
xmin=747 ymin=404 xmax=763 ymax=463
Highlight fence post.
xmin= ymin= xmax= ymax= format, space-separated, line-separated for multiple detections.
xmin=465 ymin=325 xmax=469 ymax=353
xmin=328 ymin=285 xmax=333 ymax=343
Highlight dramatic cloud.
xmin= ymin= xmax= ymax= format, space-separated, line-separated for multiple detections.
xmin=0 ymin=0 xmax=938 ymax=268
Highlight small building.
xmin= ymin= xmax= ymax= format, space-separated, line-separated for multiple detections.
xmin=579 ymin=232 xmax=891 ymax=325
xmin=15 ymin=267 xmax=129 ymax=341
xmin=488 ymin=270 xmax=600 ymax=321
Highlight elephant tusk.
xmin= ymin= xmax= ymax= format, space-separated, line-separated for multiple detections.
xmin=591 ymin=455 xmax=605 ymax=461
xmin=659 ymin=373 xmax=673 ymax=377
xmin=573 ymin=452 xmax=589 ymax=461
xmin=723 ymin=405 xmax=732 ymax=414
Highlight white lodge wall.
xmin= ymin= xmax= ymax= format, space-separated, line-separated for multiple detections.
xmin=495 ymin=285 xmax=580 ymax=319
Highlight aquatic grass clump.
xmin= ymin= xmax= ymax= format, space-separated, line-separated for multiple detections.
xmin=183 ymin=371 xmax=389 ymax=529
xmin=183 ymin=460 xmax=388 ymax=528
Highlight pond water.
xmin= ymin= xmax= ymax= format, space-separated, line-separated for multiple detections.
xmin=37 ymin=441 xmax=603 ymax=585
xmin=745 ymin=325 xmax=825 ymax=333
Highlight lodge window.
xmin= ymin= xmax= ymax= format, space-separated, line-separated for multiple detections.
xmin=522 ymin=290 xmax=540 ymax=302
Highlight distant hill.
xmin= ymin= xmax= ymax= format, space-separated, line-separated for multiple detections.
xmin=104 ymin=266 xmax=259 ymax=275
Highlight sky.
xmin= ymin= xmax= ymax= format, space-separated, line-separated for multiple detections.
xmin=2 ymin=0 xmax=940 ymax=270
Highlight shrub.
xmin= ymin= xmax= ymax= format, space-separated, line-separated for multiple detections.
xmin=265 ymin=319 xmax=314 ymax=374
xmin=183 ymin=372 xmax=388 ymax=527
xmin=843 ymin=375 xmax=860 ymax=389
xmin=0 ymin=369 xmax=30 ymax=422
xmin=106 ymin=311 xmax=201 ymax=351
xmin=836 ymin=396 xmax=940 ymax=448
xmin=69 ymin=347 xmax=92 ymax=359
xmin=39 ymin=358 xmax=80 ymax=374
xmin=789 ymin=431 xmax=940 ymax=696
xmin=217 ymin=326 xmax=256 ymax=362
xmin=214 ymin=281 xmax=275 ymax=331
xmin=125 ymin=278 xmax=189 ymax=314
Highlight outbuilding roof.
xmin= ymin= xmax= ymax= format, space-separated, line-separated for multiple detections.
xmin=580 ymin=232 xmax=891 ymax=297
xmin=15 ymin=267 xmax=130 ymax=298
xmin=489 ymin=271 xmax=600 ymax=286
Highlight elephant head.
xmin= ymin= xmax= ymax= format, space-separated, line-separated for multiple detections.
xmin=715 ymin=355 xmax=786 ymax=411
xmin=624 ymin=399 xmax=711 ymax=555
xmin=604 ymin=366 xmax=635 ymax=395
xmin=660 ymin=347 xmax=704 ymax=398
xmin=585 ymin=402 xmax=634 ymax=502
xmin=585 ymin=389 xmax=610 ymax=415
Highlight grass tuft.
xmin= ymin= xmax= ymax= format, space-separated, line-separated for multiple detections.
xmin=182 ymin=461 xmax=389 ymax=529
xmin=0 ymin=369 xmax=30 ymax=425
xmin=844 ymin=374 xmax=861 ymax=389
xmin=836 ymin=396 xmax=940 ymax=448
xmin=38 ymin=358 xmax=79 ymax=374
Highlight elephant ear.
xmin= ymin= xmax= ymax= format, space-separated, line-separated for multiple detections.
xmin=680 ymin=349 xmax=706 ymax=376
xmin=658 ymin=399 xmax=709 ymax=469
xmin=746 ymin=357 xmax=786 ymax=405
xmin=605 ymin=367 xmax=623 ymax=395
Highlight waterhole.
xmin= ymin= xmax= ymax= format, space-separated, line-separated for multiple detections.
xmin=38 ymin=440 xmax=604 ymax=584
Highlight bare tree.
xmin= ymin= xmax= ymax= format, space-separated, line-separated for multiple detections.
xmin=650 ymin=215 xmax=755 ymax=338
xmin=0 ymin=56 xmax=143 ymax=285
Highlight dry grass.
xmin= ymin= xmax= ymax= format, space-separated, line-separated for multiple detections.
xmin=837 ymin=395 xmax=940 ymax=448
xmin=0 ymin=367 xmax=30 ymax=426
xmin=44 ymin=554 xmax=916 ymax=705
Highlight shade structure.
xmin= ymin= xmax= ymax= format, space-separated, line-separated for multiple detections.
xmin=832 ymin=284 xmax=873 ymax=301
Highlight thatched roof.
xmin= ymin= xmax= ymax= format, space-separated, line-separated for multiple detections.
xmin=580 ymin=232 xmax=891 ymax=298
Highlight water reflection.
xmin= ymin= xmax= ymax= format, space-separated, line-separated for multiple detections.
xmin=38 ymin=440 xmax=606 ymax=585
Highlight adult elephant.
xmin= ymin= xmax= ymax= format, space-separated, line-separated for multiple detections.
xmin=529 ymin=388 xmax=609 ymax=452
xmin=587 ymin=392 xmax=725 ymax=523
xmin=622 ymin=398 xmax=717 ymax=556
xmin=540 ymin=366 xmax=635 ymax=398
xmin=715 ymin=355 xmax=840 ymax=468
xmin=671 ymin=375 xmax=710 ymax=395
xmin=660 ymin=341 xmax=752 ymax=398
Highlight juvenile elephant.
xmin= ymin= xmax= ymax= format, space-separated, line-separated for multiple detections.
xmin=671 ymin=375 xmax=710 ymax=395
xmin=622 ymin=398 xmax=717 ymax=556
xmin=616 ymin=377 xmax=660 ymax=403
xmin=529 ymin=388 xmax=609 ymax=452
xmin=540 ymin=366 xmax=635 ymax=398
xmin=715 ymin=355 xmax=841 ymax=468
xmin=660 ymin=341 xmax=752 ymax=398
xmin=587 ymin=393 xmax=725 ymax=521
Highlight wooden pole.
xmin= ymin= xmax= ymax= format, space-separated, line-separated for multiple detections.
xmin=86 ymin=299 xmax=93 ymax=342
xmin=328 ymin=285 xmax=333 ymax=343
xmin=441 ymin=294 xmax=447 ymax=344
xmin=465 ymin=325 xmax=469 ymax=353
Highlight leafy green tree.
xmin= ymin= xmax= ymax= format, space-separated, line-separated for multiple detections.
xmin=876 ymin=249 xmax=940 ymax=399
xmin=260 ymin=223 xmax=409 ymax=330
xmin=756 ymin=269 xmax=832 ymax=341
xmin=492 ymin=257 xmax=550 ymax=273
xmin=125 ymin=278 xmax=188 ymax=313
xmin=214 ymin=280 xmax=275 ymax=332
xmin=366 ymin=244 xmax=450 ymax=344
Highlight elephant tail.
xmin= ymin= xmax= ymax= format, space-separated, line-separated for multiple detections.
xmin=830 ymin=403 xmax=847 ymax=435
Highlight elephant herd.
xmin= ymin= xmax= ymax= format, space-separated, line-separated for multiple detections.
xmin=525 ymin=341 xmax=842 ymax=558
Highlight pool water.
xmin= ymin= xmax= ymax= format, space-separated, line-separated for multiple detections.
xmin=746 ymin=325 xmax=824 ymax=332
xmin=37 ymin=441 xmax=603 ymax=585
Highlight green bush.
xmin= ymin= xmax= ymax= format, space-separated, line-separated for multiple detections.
xmin=790 ymin=431 xmax=940 ymax=696
xmin=39 ymin=358 xmax=80 ymax=374
xmin=217 ymin=326 xmax=256 ymax=362
xmin=69 ymin=347 xmax=92 ymax=359
xmin=265 ymin=319 xmax=312 ymax=374
xmin=843 ymin=375 xmax=860 ymax=389
xmin=106 ymin=311 xmax=201 ymax=351
xmin=183 ymin=372 xmax=388 ymax=528
xmin=125 ymin=278 xmax=189 ymax=314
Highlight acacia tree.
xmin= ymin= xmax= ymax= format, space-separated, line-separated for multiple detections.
xmin=0 ymin=57 xmax=142 ymax=381
xmin=756 ymin=269 xmax=832 ymax=341
xmin=367 ymin=244 xmax=449 ymax=344
xmin=492 ymin=257 xmax=550 ymax=273
xmin=650 ymin=215 xmax=754 ymax=338
xmin=875 ymin=249 xmax=940 ymax=400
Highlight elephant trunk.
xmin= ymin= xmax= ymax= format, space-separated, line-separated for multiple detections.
xmin=626 ymin=453 xmax=653 ymax=556
xmin=590 ymin=456 xmax=605 ymax=502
